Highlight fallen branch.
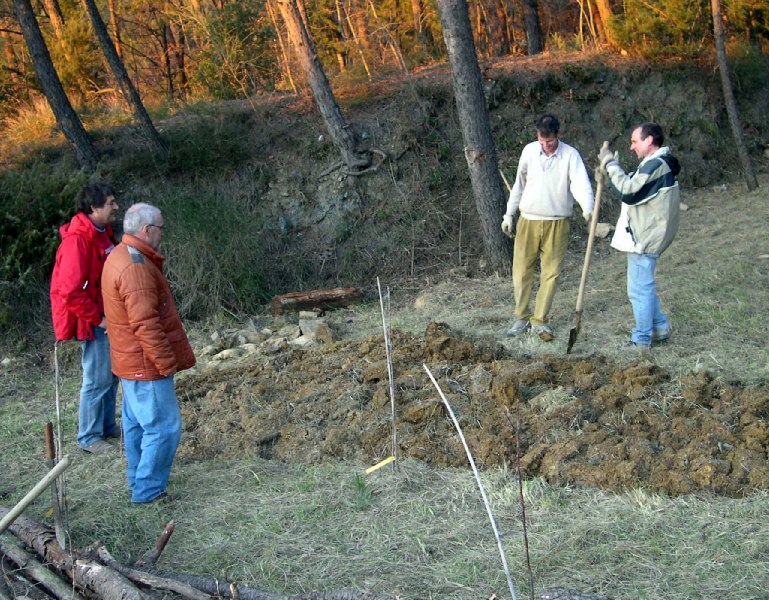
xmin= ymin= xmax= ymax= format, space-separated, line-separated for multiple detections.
xmin=1 ymin=508 xmax=394 ymax=600
xmin=138 ymin=567 xmax=393 ymax=600
xmin=135 ymin=520 xmax=175 ymax=568
xmin=0 ymin=507 xmax=148 ymax=600
xmin=0 ymin=534 xmax=83 ymax=600
xmin=94 ymin=545 xmax=211 ymax=600
xmin=271 ymin=287 xmax=361 ymax=316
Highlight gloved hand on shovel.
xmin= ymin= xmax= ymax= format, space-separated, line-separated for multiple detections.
xmin=594 ymin=165 xmax=608 ymax=188
xmin=597 ymin=140 xmax=618 ymax=170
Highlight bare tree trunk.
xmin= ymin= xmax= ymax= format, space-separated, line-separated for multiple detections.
xmin=267 ymin=0 xmax=298 ymax=93
xmin=711 ymin=0 xmax=757 ymax=190
xmin=591 ymin=0 xmax=616 ymax=48
xmin=436 ymin=0 xmax=512 ymax=275
xmin=12 ymin=0 xmax=97 ymax=172
xmin=160 ymin=21 xmax=174 ymax=100
xmin=1 ymin=27 xmax=22 ymax=84
xmin=40 ymin=0 xmax=65 ymax=38
xmin=522 ymin=0 xmax=542 ymax=54
xmin=342 ymin=1 xmax=371 ymax=79
xmin=276 ymin=0 xmax=369 ymax=171
xmin=80 ymin=0 xmax=169 ymax=157
xmin=494 ymin=0 xmax=513 ymax=55
xmin=367 ymin=0 xmax=409 ymax=72
xmin=170 ymin=20 xmax=188 ymax=99
xmin=410 ymin=0 xmax=428 ymax=50
xmin=106 ymin=0 xmax=123 ymax=59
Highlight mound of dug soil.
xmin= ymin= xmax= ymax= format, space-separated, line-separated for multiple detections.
xmin=176 ymin=322 xmax=769 ymax=498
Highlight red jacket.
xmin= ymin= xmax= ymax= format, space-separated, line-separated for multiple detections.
xmin=50 ymin=213 xmax=116 ymax=341
xmin=101 ymin=234 xmax=196 ymax=380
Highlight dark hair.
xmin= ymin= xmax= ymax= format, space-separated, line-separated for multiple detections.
xmin=536 ymin=114 xmax=560 ymax=136
xmin=638 ymin=122 xmax=664 ymax=147
xmin=75 ymin=183 xmax=115 ymax=215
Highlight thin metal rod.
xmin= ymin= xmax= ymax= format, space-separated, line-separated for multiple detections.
xmin=424 ymin=364 xmax=518 ymax=600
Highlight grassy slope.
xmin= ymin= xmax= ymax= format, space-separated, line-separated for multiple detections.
xmin=2 ymin=176 xmax=769 ymax=599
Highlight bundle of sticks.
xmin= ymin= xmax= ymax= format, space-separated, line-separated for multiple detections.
xmin=0 ymin=507 xmax=391 ymax=600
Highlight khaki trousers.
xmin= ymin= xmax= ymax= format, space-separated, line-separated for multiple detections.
xmin=512 ymin=216 xmax=570 ymax=326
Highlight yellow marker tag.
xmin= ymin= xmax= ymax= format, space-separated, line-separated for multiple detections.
xmin=365 ymin=455 xmax=395 ymax=474
xmin=45 ymin=508 xmax=54 ymax=518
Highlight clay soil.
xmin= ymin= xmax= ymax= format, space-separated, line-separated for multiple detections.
xmin=176 ymin=321 xmax=769 ymax=498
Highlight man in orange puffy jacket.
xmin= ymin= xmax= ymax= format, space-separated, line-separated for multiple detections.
xmin=102 ymin=203 xmax=196 ymax=505
xmin=50 ymin=183 xmax=120 ymax=454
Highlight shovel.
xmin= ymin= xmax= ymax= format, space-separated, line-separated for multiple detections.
xmin=567 ymin=177 xmax=603 ymax=354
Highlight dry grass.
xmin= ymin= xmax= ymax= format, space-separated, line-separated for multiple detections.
xmin=3 ymin=391 xmax=769 ymax=600
xmin=2 ymin=176 xmax=769 ymax=599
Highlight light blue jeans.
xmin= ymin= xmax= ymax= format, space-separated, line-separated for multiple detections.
xmin=121 ymin=376 xmax=182 ymax=504
xmin=627 ymin=253 xmax=669 ymax=346
xmin=78 ymin=326 xmax=119 ymax=448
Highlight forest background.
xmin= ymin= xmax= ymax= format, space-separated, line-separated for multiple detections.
xmin=0 ymin=0 xmax=768 ymax=342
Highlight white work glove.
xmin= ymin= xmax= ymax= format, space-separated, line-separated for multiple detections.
xmin=501 ymin=214 xmax=515 ymax=238
xmin=582 ymin=211 xmax=591 ymax=222
xmin=594 ymin=165 xmax=608 ymax=187
xmin=597 ymin=140 xmax=618 ymax=170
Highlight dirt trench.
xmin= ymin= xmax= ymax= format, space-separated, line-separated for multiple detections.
xmin=176 ymin=322 xmax=769 ymax=497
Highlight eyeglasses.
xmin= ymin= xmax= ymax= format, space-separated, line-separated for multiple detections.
xmin=147 ymin=223 xmax=165 ymax=231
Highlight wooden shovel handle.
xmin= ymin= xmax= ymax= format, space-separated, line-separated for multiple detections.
xmin=574 ymin=179 xmax=603 ymax=313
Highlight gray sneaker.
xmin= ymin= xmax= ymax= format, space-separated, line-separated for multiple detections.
xmin=623 ymin=340 xmax=651 ymax=352
xmin=652 ymin=327 xmax=671 ymax=343
xmin=506 ymin=319 xmax=531 ymax=337
xmin=82 ymin=439 xmax=117 ymax=454
xmin=532 ymin=324 xmax=554 ymax=342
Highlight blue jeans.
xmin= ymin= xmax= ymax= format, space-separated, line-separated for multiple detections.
xmin=627 ymin=253 xmax=669 ymax=346
xmin=78 ymin=326 xmax=118 ymax=448
xmin=121 ymin=376 xmax=181 ymax=503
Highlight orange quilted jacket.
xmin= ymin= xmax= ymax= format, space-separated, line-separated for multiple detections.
xmin=101 ymin=234 xmax=195 ymax=380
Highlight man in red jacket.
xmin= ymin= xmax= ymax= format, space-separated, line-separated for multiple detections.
xmin=102 ymin=203 xmax=196 ymax=505
xmin=50 ymin=183 xmax=120 ymax=454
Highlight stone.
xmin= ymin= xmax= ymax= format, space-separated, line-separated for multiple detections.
xmin=289 ymin=335 xmax=314 ymax=347
xmin=315 ymin=322 xmax=334 ymax=344
xmin=277 ymin=324 xmax=301 ymax=339
xmin=212 ymin=348 xmax=243 ymax=361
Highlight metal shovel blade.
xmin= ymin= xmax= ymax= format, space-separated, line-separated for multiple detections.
xmin=567 ymin=311 xmax=582 ymax=354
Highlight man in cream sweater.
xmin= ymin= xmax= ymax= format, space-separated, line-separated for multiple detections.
xmin=502 ymin=114 xmax=594 ymax=341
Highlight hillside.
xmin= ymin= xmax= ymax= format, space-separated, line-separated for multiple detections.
xmin=1 ymin=52 xmax=769 ymax=600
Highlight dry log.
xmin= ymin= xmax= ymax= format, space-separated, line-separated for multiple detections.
xmin=0 ymin=506 xmax=149 ymax=600
xmin=271 ymin=288 xmax=361 ymax=316
xmin=138 ymin=567 xmax=394 ymax=600
xmin=95 ymin=546 xmax=211 ymax=600
xmin=0 ymin=563 xmax=14 ymax=600
xmin=0 ymin=534 xmax=85 ymax=600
